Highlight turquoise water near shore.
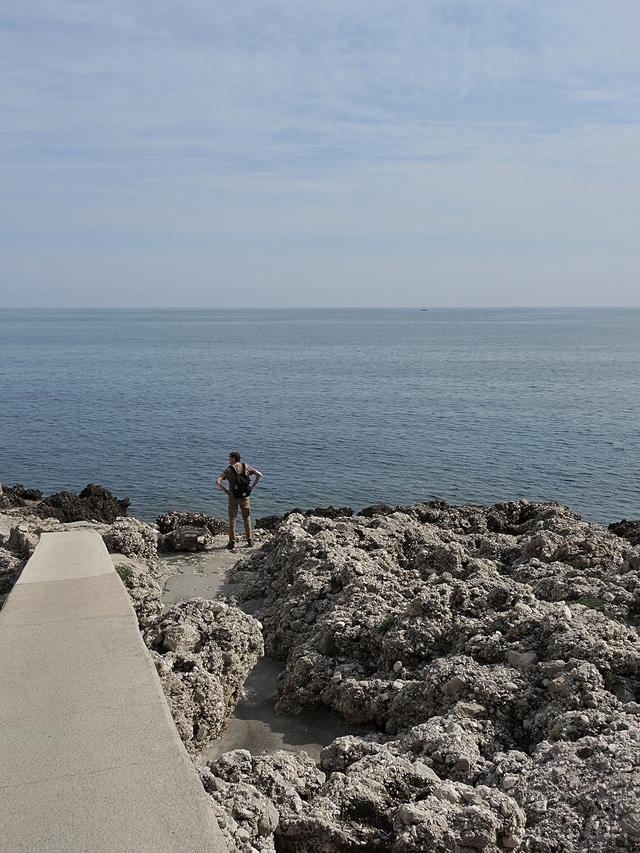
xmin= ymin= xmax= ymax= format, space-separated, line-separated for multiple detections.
xmin=1 ymin=307 xmax=639 ymax=524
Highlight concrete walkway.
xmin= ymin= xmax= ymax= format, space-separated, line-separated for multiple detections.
xmin=0 ymin=530 xmax=229 ymax=853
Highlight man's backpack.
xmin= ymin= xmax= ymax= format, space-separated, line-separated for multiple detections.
xmin=231 ymin=464 xmax=252 ymax=499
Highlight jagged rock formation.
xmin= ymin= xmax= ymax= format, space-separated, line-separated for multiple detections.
xmin=256 ymin=506 xmax=353 ymax=533
xmin=0 ymin=483 xmax=130 ymax=523
xmin=200 ymin=743 xmax=528 ymax=853
xmin=36 ymin=483 xmax=131 ymax=523
xmin=216 ymin=500 xmax=640 ymax=852
xmin=199 ymin=749 xmax=326 ymax=852
xmin=102 ymin=516 xmax=159 ymax=564
xmin=112 ymin=554 xmax=165 ymax=629
xmin=157 ymin=511 xmax=229 ymax=536
xmin=145 ymin=599 xmax=263 ymax=752
xmin=0 ymin=546 xmax=27 ymax=608
xmin=201 ymin=716 xmax=639 ymax=853
xmin=609 ymin=519 xmax=640 ymax=548
xmin=0 ymin=484 xmax=43 ymax=506
xmin=289 ymin=506 xmax=355 ymax=521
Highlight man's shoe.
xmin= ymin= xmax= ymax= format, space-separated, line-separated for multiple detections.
xmin=247 ymin=539 xmax=254 ymax=548
xmin=226 ymin=541 xmax=235 ymax=551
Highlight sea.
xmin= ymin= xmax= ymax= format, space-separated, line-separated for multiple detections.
xmin=1 ymin=308 xmax=639 ymax=526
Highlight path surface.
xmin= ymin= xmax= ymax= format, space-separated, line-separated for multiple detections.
xmin=0 ymin=529 xmax=228 ymax=853
xmin=160 ymin=538 xmax=243 ymax=605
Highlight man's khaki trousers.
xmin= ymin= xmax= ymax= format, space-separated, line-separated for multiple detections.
xmin=228 ymin=496 xmax=252 ymax=543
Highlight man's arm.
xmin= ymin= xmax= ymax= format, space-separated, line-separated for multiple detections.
xmin=251 ymin=470 xmax=262 ymax=489
xmin=216 ymin=473 xmax=230 ymax=496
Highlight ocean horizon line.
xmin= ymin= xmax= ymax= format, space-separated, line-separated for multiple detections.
xmin=2 ymin=305 xmax=640 ymax=313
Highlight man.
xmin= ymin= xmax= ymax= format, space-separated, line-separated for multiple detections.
xmin=216 ymin=451 xmax=262 ymax=550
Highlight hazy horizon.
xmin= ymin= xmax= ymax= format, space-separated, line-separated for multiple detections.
xmin=6 ymin=295 xmax=639 ymax=310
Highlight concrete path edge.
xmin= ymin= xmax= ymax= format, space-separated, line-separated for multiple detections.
xmin=0 ymin=529 xmax=229 ymax=853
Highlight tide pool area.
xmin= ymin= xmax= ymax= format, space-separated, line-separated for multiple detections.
xmin=1 ymin=307 xmax=639 ymax=524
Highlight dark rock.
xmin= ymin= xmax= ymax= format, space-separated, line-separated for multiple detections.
xmin=256 ymin=506 xmax=354 ymax=533
xmin=31 ymin=484 xmax=130 ymax=523
xmin=303 ymin=505 xmax=354 ymax=520
xmin=0 ymin=484 xmax=44 ymax=507
xmin=357 ymin=503 xmax=395 ymax=518
xmin=485 ymin=500 xmax=580 ymax=535
xmin=255 ymin=515 xmax=285 ymax=532
xmin=21 ymin=488 xmax=43 ymax=501
xmin=609 ymin=519 xmax=640 ymax=547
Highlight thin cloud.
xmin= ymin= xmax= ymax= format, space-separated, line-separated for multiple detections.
xmin=1 ymin=1 xmax=640 ymax=305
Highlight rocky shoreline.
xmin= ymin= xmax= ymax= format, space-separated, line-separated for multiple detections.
xmin=1 ymin=484 xmax=639 ymax=852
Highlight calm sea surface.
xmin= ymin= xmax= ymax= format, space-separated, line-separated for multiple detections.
xmin=1 ymin=308 xmax=638 ymax=525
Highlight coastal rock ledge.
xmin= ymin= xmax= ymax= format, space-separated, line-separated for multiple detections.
xmin=212 ymin=499 xmax=640 ymax=853
xmin=1 ymin=494 xmax=639 ymax=852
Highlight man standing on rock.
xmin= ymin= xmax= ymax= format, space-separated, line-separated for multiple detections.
xmin=216 ymin=451 xmax=262 ymax=550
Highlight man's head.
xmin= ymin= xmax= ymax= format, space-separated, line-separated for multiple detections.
xmin=229 ymin=451 xmax=241 ymax=463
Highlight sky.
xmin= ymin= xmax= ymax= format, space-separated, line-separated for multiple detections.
xmin=1 ymin=1 xmax=640 ymax=308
